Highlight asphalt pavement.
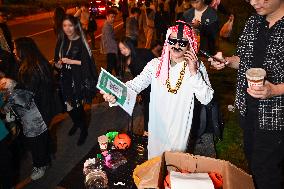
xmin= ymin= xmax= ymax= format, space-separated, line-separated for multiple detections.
xmin=8 ymin=11 xmax=123 ymax=61
xmin=18 ymin=103 xmax=144 ymax=189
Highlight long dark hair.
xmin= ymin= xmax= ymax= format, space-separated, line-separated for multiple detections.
xmin=60 ymin=14 xmax=81 ymax=39
xmin=118 ymin=37 xmax=137 ymax=62
xmin=118 ymin=37 xmax=137 ymax=77
xmin=53 ymin=6 xmax=66 ymax=39
xmin=58 ymin=14 xmax=92 ymax=58
xmin=15 ymin=37 xmax=51 ymax=84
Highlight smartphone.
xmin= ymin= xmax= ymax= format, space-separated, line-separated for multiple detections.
xmin=199 ymin=50 xmax=228 ymax=65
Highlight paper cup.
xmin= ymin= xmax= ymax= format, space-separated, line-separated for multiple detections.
xmin=246 ymin=68 xmax=266 ymax=88
xmin=98 ymin=135 xmax=108 ymax=151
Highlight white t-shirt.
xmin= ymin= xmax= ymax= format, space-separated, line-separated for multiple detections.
xmin=193 ymin=6 xmax=208 ymax=22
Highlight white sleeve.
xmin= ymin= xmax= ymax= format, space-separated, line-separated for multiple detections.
xmin=125 ymin=58 xmax=157 ymax=94
xmin=190 ymin=62 xmax=214 ymax=105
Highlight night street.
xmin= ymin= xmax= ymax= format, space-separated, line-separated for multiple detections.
xmin=3 ymin=0 xmax=283 ymax=188
xmin=9 ymin=16 xmax=122 ymax=60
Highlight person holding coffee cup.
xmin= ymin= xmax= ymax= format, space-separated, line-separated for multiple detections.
xmin=208 ymin=1 xmax=284 ymax=189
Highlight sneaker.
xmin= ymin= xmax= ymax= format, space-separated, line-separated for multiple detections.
xmin=30 ymin=166 xmax=47 ymax=180
xmin=68 ymin=126 xmax=78 ymax=136
xmin=77 ymin=131 xmax=88 ymax=146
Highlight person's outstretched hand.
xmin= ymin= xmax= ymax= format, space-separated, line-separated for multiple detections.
xmin=208 ymin=52 xmax=227 ymax=70
xmin=100 ymin=90 xmax=116 ymax=104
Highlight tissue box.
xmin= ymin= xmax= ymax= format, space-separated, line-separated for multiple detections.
xmin=133 ymin=151 xmax=254 ymax=189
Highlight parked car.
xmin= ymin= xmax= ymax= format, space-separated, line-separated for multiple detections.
xmin=89 ymin=0 xmax=117 ymax=17
xmin=89 ymin=0 xmax=114 ymax=17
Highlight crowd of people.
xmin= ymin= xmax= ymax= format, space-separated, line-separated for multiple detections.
xmin=0 ymin=5 xmax=98 ymax=188
xmin=0 ymin=0 xmax=284 ymax=189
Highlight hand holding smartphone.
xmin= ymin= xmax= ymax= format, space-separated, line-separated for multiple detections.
xmin=200 ymin=50 xmax=229 ymax=65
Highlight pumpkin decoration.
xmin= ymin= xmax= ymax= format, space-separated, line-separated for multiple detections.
xmin=208 ymin=172 xmax=223 ymax=189
xmin=113 ymin=133 xmax=131 ymax=150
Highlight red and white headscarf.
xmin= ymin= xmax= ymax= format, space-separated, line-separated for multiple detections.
xmin=155 ymin=20 xmax=198 ymax=84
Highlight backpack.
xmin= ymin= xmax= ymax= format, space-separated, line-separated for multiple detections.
xmin=192 ymin=97 xmax=225 ymax=141
xmin=189 ymin=70 xmax=225 ymax=151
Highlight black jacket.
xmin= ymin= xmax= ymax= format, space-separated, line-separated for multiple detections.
xmin=183 ymin=7 xmax=219 ymax=39
xmin=6 ymin=89 xmax=47 ymax=138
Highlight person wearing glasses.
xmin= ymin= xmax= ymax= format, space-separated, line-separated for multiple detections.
xmin=209 ymin=0 xmax=284 ymax=188
xmin=101 ymin=21 xmax=214 ymax=159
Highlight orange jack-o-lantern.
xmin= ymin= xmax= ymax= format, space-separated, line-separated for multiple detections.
xmin=113 ymin=133 xmax=131 ymax=150
xmin=208 ymin=172 xmax=223 ymax=189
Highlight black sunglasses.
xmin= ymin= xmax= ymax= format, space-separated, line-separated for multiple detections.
xmin=167 ymin=38 xmax=189 ymax=47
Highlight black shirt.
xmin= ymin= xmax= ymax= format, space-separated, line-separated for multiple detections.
xmin=128 ymin=48 xmax=155 ymax=77
xmin=235 ymin=14 xmax=284 ymax=130
xmin=128 ymin=48 xmax=155 ymax=100
xmin=246 ymin=19 xmax=270 ymax=111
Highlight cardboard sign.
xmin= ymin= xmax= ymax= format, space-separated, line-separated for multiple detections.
xmin=97 ymin=68 xmax=137 ymax=115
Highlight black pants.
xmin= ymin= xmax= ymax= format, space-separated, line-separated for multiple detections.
xmin=85 ymin=29 xmax=96 ymax=49
xmin=240 ymin=111 xmax=284 ymax=189
xmin=122 ymin=14 xmax=128 ymax=28
xmin=68 ymin=105 xmax=87 ymax=132
xmin=106 ymin=53 xmax=118 ymax=76
xmin=25 ymin=130 xmax=51 ymax=168
xmin=141 ymin=91 xmax=150 ymax=132
xmin=0 ymin=138 xmax=14 ymax=189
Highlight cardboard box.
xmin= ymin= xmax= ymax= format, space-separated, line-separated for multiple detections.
xmin=133 ymin=151 xmax=255 ymax=189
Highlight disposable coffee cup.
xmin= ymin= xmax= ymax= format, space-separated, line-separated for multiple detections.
xmin=246 ymin=68 xmax=266 ymax=88
xmin=98 ymin=135 xmax=108 ymax=151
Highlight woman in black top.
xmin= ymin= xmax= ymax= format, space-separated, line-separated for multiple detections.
xmin=15 ymin=37 xmax=56 ymax=126
xmin=13 ymin=37 xmax=55 ymax=180
xmin=54 ymin=15 xmax=98 ymax=146
xmin=118 ymin=37 xmax=155 ymax=136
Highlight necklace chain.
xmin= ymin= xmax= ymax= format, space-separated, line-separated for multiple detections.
xmin=166 ymin=62 xmax=187 ymax=94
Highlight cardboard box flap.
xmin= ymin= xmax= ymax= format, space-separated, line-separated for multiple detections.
xmin=224 ymin=161 xmax=255 ymax=189
xmin=165 ymin=151 xmax=198 ymax=172
xmin=133 ymin=157 xmax=161 ymax=189
xmin=164 ymin=152 xmax=226 ymax=174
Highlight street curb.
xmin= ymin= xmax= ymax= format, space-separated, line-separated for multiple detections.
xmin=7 ymin=8 xmax=76 ymax=26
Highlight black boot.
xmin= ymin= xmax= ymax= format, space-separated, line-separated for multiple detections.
xmin=77 ymin=129 xmax=88 ymax=146
xmin=67 ymin=109 xmax=79 ymax=136
xmin=75 ymin=106 xmax=88 ymax=146
xmin=68 ymin=126 xmax=78 ymax=136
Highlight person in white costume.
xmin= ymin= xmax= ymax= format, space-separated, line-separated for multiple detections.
xmin=101 ymin=20 xmax=214 ymax=159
